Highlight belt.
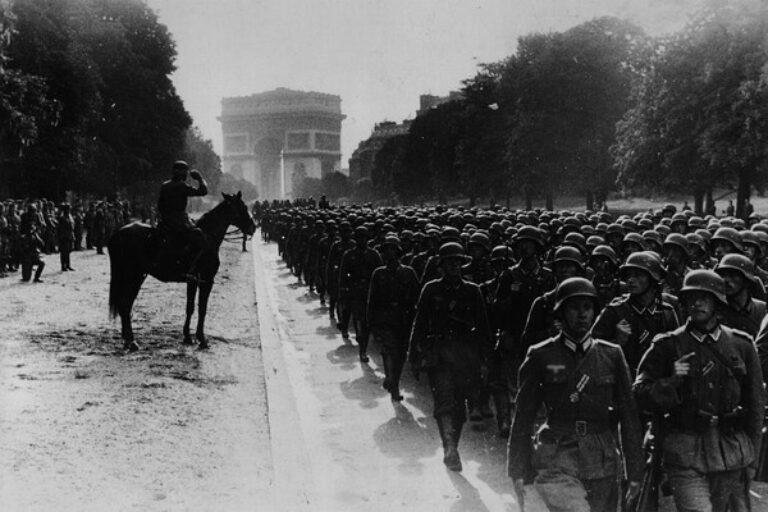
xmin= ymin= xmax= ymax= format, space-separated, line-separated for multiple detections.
xmin=546 ymin=420 xmax=612 ymax=437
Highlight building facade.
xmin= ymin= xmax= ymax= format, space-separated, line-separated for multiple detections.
xmin=219 ymin=88 xmax=345 ymax=200
xmin=348 ymin=120 xmax=411 ymax=183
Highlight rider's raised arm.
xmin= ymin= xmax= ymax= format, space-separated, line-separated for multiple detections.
xmin=187 ymin=169 xmax=208 ymax=197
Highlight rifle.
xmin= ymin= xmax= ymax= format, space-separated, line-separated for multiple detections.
xmin=624 ymin=415 xmax=664 ymax=512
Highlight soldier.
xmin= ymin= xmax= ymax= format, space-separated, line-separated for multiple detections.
xmin=157 ymin=161 xmax=209 ymax=281
xmin=714 ymin=254 xmax=766 ymax=337
xmin=338 ymin=226 xmax=383 ymax=362
xmin=588 ymin=244 xmax=622 ymax=308
xmin=326 ymin=221 xmax=354 ymax=324
xmin=56 ymin=203 xmax=75 ymax=271
xmin=507 ymin=277 xmax=643 ymax=512
xmin=592 ymin=251 xmax=680 ymax=373
xmin=663 ymin=233 xmax=693 ymax=296
xmin=19 ymin=223 xmax=45 ymax=283
xmin=315 ymin=220 xmax=337 ymax=306
xmin=409 ymin=242 xmax=492 ymax=471
xmin=304 ymin=220 xmax=325 ymax=294
xmin=634 ymin=270 xmax=765 ymax=512
xmin=367 ymin=235 xmax=420 ymax=401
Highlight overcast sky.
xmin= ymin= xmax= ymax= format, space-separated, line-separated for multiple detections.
xmin=146 ymin=0 xmax=707 ymax=167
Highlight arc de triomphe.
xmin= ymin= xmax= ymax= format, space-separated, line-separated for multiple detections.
xmin=219 ymin=88 xmax=345 ymax=200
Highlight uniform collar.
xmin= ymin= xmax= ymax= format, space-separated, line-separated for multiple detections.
xmin=687 ymin=322 xmax=722 ymax=343
xmin=560 ymin=332 xmax=594 ymax=353
xmin=629 ymin=295 xmax=659 ymax=315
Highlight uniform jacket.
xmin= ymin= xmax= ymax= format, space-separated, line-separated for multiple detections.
xmin=493 ymin=261 xmax=555 ymax=341
xmin=719 ymin=296 xmax=766 ymax=338
xmin=366 ymin=263 xmax=420 ymax=330
xmin=592 ymin=293 xmax=680 ymax=372
xmin=157 ymin=179 xmax=207 ymax=228
xmin=507 ymin=334 xmax=644 ymax=482
xmin=634 ymin=322 xmax=765 ymax=473
xmin=339 ymin=246 xmax=383 ymax=301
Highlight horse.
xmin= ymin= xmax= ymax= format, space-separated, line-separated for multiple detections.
xmin=108 ymin=192 xmax=256 ymax=351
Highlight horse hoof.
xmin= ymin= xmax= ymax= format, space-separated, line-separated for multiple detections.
xmin=124 ymin=341 xmax=140 ymax=352
xmin=197 ymin=341 xmax=209 ymax=351
xmin=181 ymin=338 xmax=194 ymax=346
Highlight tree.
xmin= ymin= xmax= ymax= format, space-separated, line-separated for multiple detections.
xmin=613 ymin=0 xmax=768 ymax=217
xmin=321 ymin=171 xmax=350 ymax=201
xmin=500 ymin=17 xmax=644 ymax=210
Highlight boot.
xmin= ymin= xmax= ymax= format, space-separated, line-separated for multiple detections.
xmin=437 ymin=414 xmax=462 ymax=472
xmin=493 ymin=392 xmax=511 ymax=438
xmin=389 ymin=353 xmax=405 ymax=401
xmin=381 ymin=355 xmax=392 ymax=393
xmin=384 ymin=355 xmax=403 ymax=401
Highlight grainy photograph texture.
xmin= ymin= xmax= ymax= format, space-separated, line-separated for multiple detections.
xmin=2 ymin=0 xmax=768 ymax=511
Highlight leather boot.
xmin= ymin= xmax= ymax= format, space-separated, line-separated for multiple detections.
xmin=493 ymin=392 xmax=511 ymax=438
xmin=437 ymin=414 xmax=462 ymax=472
xmin=389 ymin=353 xmax=405 ymax=401
xmin=381 ymin=355 xmax=392 ymax=392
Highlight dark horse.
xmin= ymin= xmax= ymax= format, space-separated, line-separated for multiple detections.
xmin=108 ymin=192 xmax=256 ymax=351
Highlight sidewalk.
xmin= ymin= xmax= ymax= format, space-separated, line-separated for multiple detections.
xmin=253 ymin=236 xmax=539 ymax=512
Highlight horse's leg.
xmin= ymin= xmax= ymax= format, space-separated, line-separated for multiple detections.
xmin=182 ymin=281 xmax=197 ymax=345
xmin=121 ymin=274 xmax=144 ymax=352
xmin=196 ymin=280 xmax=214 ymax=350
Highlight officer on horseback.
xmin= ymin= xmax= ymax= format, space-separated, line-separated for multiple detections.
xmin=157 ymin=160 xmax=208 ymax=282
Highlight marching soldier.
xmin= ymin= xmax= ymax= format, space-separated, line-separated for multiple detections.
xmin=409 ymin=242 xmax=492 ymax=471
xmin=507 ymin=277 xmax=643 ymax=512
xmin=338 ymin=226 xmax=383 ymax=362
xmin=714 ymin=254 xmax=766 ymax=337
xmin=56 ymin=203 xmax=75 ymax=271
xmin=588 ymin=244 xmax=622 ymax=307
xmin=326 ymin=221 xmax=354 ymax=324
xmin=635 ymin=270 xmax=765 ymax=511
xmin=592 ymin=251 xmax=680 ymax=373
xmin=663 ymin=233 xmax=693 ymax=296
xmin=367 ymin=235 xmax=420 ymax=401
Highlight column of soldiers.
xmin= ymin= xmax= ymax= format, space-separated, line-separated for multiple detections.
xmin=261 ymin=200 xmax=768 ymax=512
xmin=0 ymin=198 xmax=138 ymax=280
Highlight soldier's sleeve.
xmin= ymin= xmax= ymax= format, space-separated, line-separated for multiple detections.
xmin=591 ymin=303 xmax=618 ymax=342
xmin=338 ymin=251 xmax=350 ymax=296
xmin=613 ymin=345 xmax=644 ymax=482
xmin=740 ymin=334 xmax=766 ymax=463
xmin=408 ymin=284 xmax=431 ymax=365
xmin=633 ymin=335 xmax=683 ymax=413
xmin=472 ymin=284 xmax=493 ymax=361
xmin=756 ymin=316 xmax=768 ymax=383
xmin=366 ymin=269 xmax=382 ymax=329
xmin=507 ymin=347 xmax=543 ymax=480
xmin=521 ymin=296 xmax=554 ymax=351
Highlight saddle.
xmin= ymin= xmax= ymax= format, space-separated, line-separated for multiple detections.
xmin=148 ymin=223 xmax=195 ymax=282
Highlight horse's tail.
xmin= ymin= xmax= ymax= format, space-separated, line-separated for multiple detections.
xmin=108 ymin=229 xmax=134 ymax=319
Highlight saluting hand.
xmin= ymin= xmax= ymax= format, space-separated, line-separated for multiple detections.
xmin=189 ymin=169 xmax=202 ymax=180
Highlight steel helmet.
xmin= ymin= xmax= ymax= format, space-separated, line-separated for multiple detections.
xmin=715 ymin=253 xmax=756 ymax=282
xmin=589 ymin=245 xmax=619 ymax=267
xmin=490 ymin=245 xmax=513 ymax=262
xmin=620 ymin=251 xmax=666 ymax=282
xmin=621 ymin=232 xmax=646 ymax=250
xmin=671 ymin=213 xmax=688 ymax=226
xmin=663 ymin=233 xmax=691 ymax=259
xmin=354 ymin=225 xmax=370 ymax=238
xmin=440 ymin=226 xmax=462 ymax=243
xmin=515 ymin=226 xmax=545 ymax=248
xmin=468 ymin=232 xmax=491 ymax=252
xmin=711 ymin=227 xmax=744 ymax=253
xmin=563 ymin=232 xmax=588 ymax=255
xmin=586 ymin=235 xmax=606 ymax=250
xmin=643 ymin=230 xmax=663 ymax=247
xmin=679 ymin=269 xmax=727 ymax=304
xmin=553 ymin=277 xmax=599 ymax=312
xmin=380 ymin=235 xmax=402 ymax=252
xmin=741 ymin=231 xmax=762 ymax=256
xmin=554 ymin=246 xmax=585 ymax=269
xmin=438 ymin=242 xmax=471 ymax=264
xmin=685 ymin=233 xmax=707 ymax=254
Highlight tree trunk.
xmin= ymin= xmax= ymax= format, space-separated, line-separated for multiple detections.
xmin=586 ymin=191 xmax=594 ymax=211
xmin=736 ymin=169 xmax=751 ymax=220
xmin=693 ymin=188 xmax=704 ymax=216
xmin=545 ymin=193 xmax=553 ymax=211
xmin=705 ymin=188 xmax=715 ymax=216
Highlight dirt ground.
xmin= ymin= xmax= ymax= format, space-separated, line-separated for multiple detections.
xmin=0 ymin=242 xmax=272 ymax=512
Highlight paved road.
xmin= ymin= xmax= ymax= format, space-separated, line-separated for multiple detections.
xmin=253 ymin=235 xmax=539 ymax=512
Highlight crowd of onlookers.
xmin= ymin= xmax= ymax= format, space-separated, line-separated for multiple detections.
xmin=0 ymin=198 xmax=153 ymax=282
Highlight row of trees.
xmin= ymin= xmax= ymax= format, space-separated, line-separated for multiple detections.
xmin=0 ymin=0 xmax=248 ymax=202
xmin=368 ymin=0 xmax=768 ymax=215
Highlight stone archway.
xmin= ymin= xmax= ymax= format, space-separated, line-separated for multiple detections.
xmin=254 ymin=138 xmax=283 ymax=199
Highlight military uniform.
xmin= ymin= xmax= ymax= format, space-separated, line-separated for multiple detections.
xmin=592 ymin=293 xmax=680 ymax=373
xmin=507 ymin=333 xmax=643 ymax=512
xmin=338 ymin=243 xmax=383 ymax=360
xmin=635 ymin=322 xmax=765 ymax=512
xmin=367 ymin=260 xmax=420 ymax=400
xmin=409 ymin=272 xmax=492 ymax=468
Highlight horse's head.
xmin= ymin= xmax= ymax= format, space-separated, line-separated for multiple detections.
xmin=222 ymin=191 xmax=256 ymax=236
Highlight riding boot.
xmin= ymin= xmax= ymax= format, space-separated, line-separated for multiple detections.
xmin=33 ymin=262 xmax=45 ymax=282
xmin=437 ymin=414 xmax=462 ymax=471
xmin=384 ymin=354 xmax=403 ymax=401
xmin=493 ymin=391 xmax=511 ymax=438
xmin=186 ymin=249 xmax=206 ymax=283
